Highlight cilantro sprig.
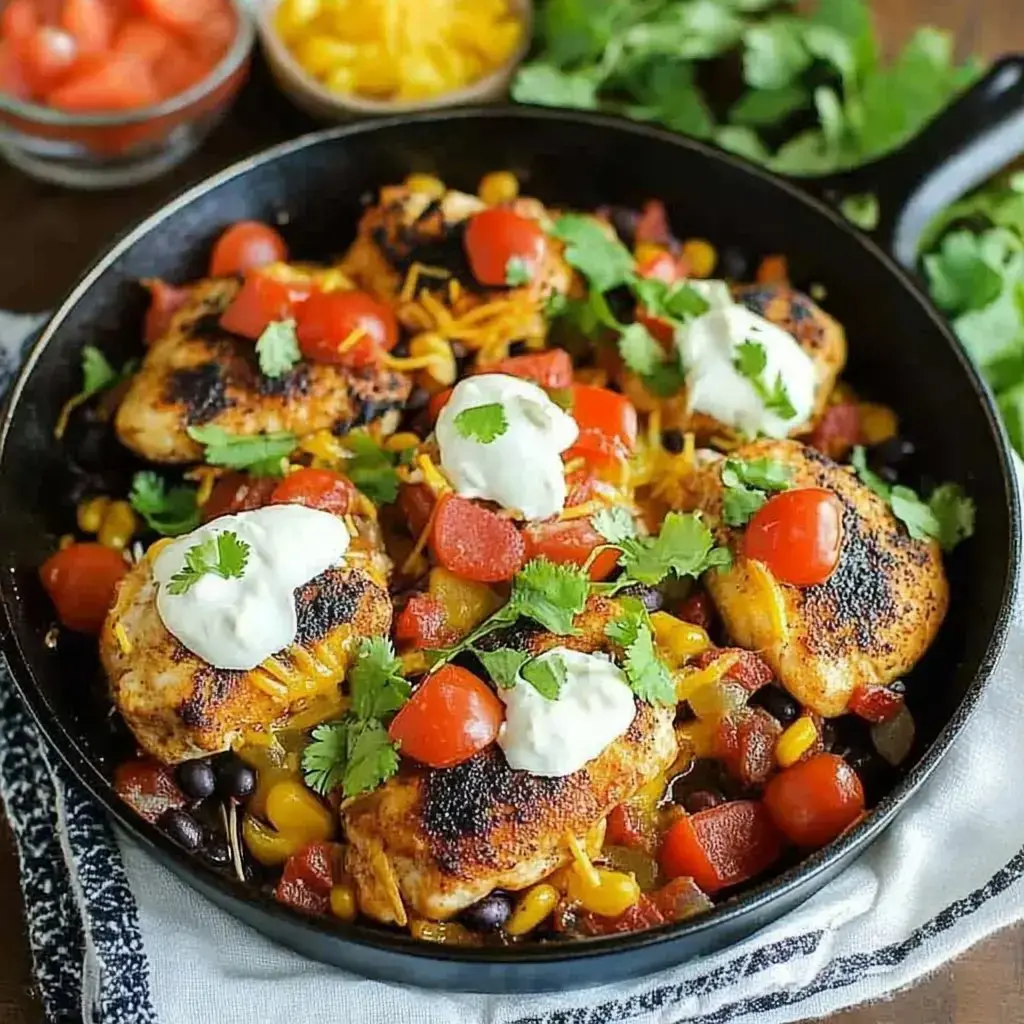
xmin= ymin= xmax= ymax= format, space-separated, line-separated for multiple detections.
xmin=187 ymin=425 xmax=298 ymax=477
xmin=129 ymin=471 xmax=201 ymax=537
xmin=605 ymin=597 xmax=675 ymax=705
xmin=475 ymin=646 xmax=568 ymax=701
xmin=166 ymin=531 xmax=250 ymax=595
xmin=505 ymin=257 xmax=534 ymax=287
xmin=301 ymin=638 xmax=408 ymax=799
xmin=733 ymin=339 xmax=798 ymax=420
xmin=255 ymin=319 xmax=301 ymax=379
xmin=721 ymin=456 xmax=792 ymax=527
xmin=454 ymin=402 xmax=508 ymax=444
xmin=55 ymin=346 xmax=137 ymax=439
xmin=851 ymin=446 xmax=975 ymax=551
xmin=340 ymin=431 xmax=405 ymax=505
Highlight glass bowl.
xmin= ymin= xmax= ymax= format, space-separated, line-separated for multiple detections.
xmin=0 ymin=0 xmax=255 ymax=190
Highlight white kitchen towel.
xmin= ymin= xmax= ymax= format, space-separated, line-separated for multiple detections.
xmin=1 ymin=311 xmax=1023 ymax=1024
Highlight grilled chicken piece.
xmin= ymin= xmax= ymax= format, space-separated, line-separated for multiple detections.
xmin=343 ymin=597 xmax=678 ymax=925
xmin=339 ymin=185 xmax=573 ymax=353
xmin=101 ymin=553 xmax=392 ymax=764
xmin=115 ymin=276 xmax=411 ymax=463
xmin=683 ymin=439 xmax=948 ymax=717
xmin=653 ymin=284 xmax=847 ymax=440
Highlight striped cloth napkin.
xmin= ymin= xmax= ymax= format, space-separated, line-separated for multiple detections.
xmin=2 ymin=310 xmax=1024 ymax=1024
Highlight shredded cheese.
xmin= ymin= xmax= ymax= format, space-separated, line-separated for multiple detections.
xmin=747 ymin=558 xmax=789 ymax=643
xmin=416 ymin=453 xmax=451 ymax=495
xmin=401 ymin=499 xmax=441 ymax=576
xmin=558 ymin=500 xmax=605 ymax=522
xmin=337 ymin=326 xmax=368 ymax=355
xmin=399 ymin=262 xmax=452 ymax=304
xmin=113 ymin=621 xmax=132 ymax=656
xmin=675 ymin=651 xmax=740 ymax=702
xmin=565 ymin=831 xmax=600 ymax=888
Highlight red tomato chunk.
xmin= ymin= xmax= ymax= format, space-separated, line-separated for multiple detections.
xmin=114 ymin=759 xmax=186 ymax=824
xmin=429 ymin=494 xmax=525 ymax=583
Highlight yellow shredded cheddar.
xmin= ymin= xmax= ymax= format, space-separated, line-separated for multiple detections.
xmin=565 ymin=832 xmax=600 ymax=889
xmin=113 ymin=621 xmax=132 ymax=656
xmin=676 ymin=651 xmax=740 ymax=702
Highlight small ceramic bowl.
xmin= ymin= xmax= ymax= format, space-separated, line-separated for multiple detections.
xmin=256 ymin=0 xmax=533 ymax=121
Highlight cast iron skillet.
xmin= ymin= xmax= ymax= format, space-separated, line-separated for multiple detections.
xmin=1 ymin=59 xmax=1023 ymax=993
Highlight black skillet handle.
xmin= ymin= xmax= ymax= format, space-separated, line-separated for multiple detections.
xmin=794 ymin=55 xmax=1024 ymax=267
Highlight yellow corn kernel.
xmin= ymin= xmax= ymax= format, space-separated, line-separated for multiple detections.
xmin=242 ymin=815 xmax=305 ymax=866
xmin=676 ymin=651 xmax=739 ymax=701
xmin=58 ymin=534 xmax=75 ymax=550
xmin=465 ymin=17 xmax=522 ymax=65
xmin=265 ymin=779 xmax=335 ymax=842
xmin=274 ymin=0 xmax=322 ymax=42
xmin=330 ymin=882 xmax=358 ymax=922
xmin=651 ymin=612 xmax=711 ymax=667
xmin=687 ymin=680 xmax=747 ymax=721
xmin=505 ymin=884 xmax=559 ymax=936
xmin=76 ymin=495 xmax=110 ymax=534
xmin=408 ymin=919 xmax=476 ymax=945
xmin=351 ymin=45 xmax=400 ymax=97
xmin=405 ymin=173 xmax=445 ymax=198
xmin=682 ymin=239 xmax=717 ymax=279
xmin=633 ymin=242 xmax=666 ymax=265
xmin=859 ymin=402 xmax=898 ymax=446
xmin=398 ymin=51 xmax=450 ymax=100
xmin=318 ymin=0 xmax=381 ymax=42
xmin=478 ymin=171 xmax=519 ymax=206
xmin=383 ymin=432 xmax=421 ymax=453
xmin=675 ymin=718 xmax=719 ymax=758
xmin=293 ymin=34 xmax=356 ymax=79
xmin=323 ymin=65 xmax=357 ymax=95
xmin=98 ymin=501 xmax=137 ymax=552
xmin=776 ymin=716 xmax=818 ymax=768
xmin=300 ymin=428 xmax=347 ymax=468
xmin=428 ymin=567 xmax=501 ymax=633
xmin=567 ymin=865 xmax=640 ymax=918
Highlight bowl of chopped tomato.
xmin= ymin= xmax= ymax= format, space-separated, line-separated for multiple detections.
xmin=0 ymin=0 xmax=254 ymax=188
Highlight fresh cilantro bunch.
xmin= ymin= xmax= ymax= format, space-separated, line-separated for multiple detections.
xmin=129 ymin=472 xmax=201 ymax=537
xmin=187 ymin=425 xmax=298 ymax=477
xmin=166 ymin=531 xmax=250 ymax=595
xmin=512 ymin=0 xmax=981 ymax=177
xmin=851 ymin=446 xmax=975 ymax=551
xmin=721 ymin=456 xmax=791 ymax=526
xmin=301 ymin=638 xmax=408 ymax=798
xmin=604 ymin=596 xmax=675 ymax=705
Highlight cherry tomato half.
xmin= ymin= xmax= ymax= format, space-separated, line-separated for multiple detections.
xmin=744 ymin=487 xmax=843 ymax=587
xmin=201 ymin=472 xmax=277 ymax=522
xmin=295 ymin=289 xmax=398 ymax=368
xmin=113 ymin=759 xmax=186 ymax=824
xmin=40 ymin=542 xmax=127 ymax=634
xmin=477 ymin=348 xmax=574 ymax=389
xmin=270 ymin=468 xmax=356 ymax=516
xmin=464 ymin=208 xmax=548 ymax=288
xmin=388 ymin=664 xmax=504 ymax=768
xmin=763 ymin=753 xmax=865 ymax=848
xmin=209 ymin=221 xmax=288 ymax=278
xmin=219 ymin=269 xmax=314 ymax=340
xmin=429 ymin=494 xmax=525 ymax=583
xmin=522 ymin=518 xmax=621 ymax=582
xmin=566 ymin=384 xmax=638 ymax=467
xmin=274 ymin=841 xmax=337 ymax=917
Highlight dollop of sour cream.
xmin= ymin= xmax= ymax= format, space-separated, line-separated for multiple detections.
xmin=152 ymin=505 xmax=350 ymax=671
xmin=435 ymin=373 xmax=579 ymax=521
xmin=497 ymin=647 xmax=636 ymax=777
xmin=675 ymin=300 xmax=816 ymax=438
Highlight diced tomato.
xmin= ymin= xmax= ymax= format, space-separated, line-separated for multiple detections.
xmin=201 ymin=472 xmax=277 ymax=522
xmin=2 ymin=0 xmax=38 ymax=44
xmin=274 ymin=841 xmax=337 ymax=917
xmin=565 ymin=384 xmax=638 ymax=467
xmin=0 ymin=41 xmax=30 ymax=98
xmin=478 ymin=348 xmax=574 ymax=389
xmin=649 ymin=876 xmax=713 ymax=922
xmin=113 ymin=759 xmax=186 ymax=824
xmin=388 ymin=664 xmax=504 ymax=768
xmin=186 ymin=4 xmax=234 ymax=63
xmin=426 ymin=387 xmax=452 ymax=423
xmin=295 ymin=289 xmax=398 ymax=369
xmin=19 ymin=25 xmax=78 ymax=96
xmin=270 ymin=468 xmax=355 ymax=516
xmin=574 ymin=895 xmax=666 ymax=937
xmin=564 ymin=466 xmax=597 ymax=509
xmin=429 ymin=494 xmax=525 ymax=583
xmin=209 ymin=221 xmax=289 ymax=279
xmin=848 ymin=683 xmax=904 ymax=724
xmin=634 ymin=200 xmax=673 ymax=246
xmin=60 ymin=0 xmax=115 ymax=56
xmin=152 ymin=41 xmax=208 ymax=98
xmin=133 ymin=0 xmax=224 ymax=32
xmin=141 ymin=278 xmax=189 ymax=344
xmin=40 ymin=542 xmax=127 ymax=634
xmin=763 ymin=753 xmax=865 ymax=848
xmin=691 ymin=647 xmax=773 ymax=693
xmin=659 ymin=800 xmax=783 ymax=894
xmin=715 ymin=707 xmax=783 ymax=787
xmin=605 ymin=804 xmax=649 ymax=850
xmin=394 ymin=593 xmax=457 ymax=649
xmin=808 ymin=401 xmax=862 ymax=461
xmin=756 ymin=254 xmax=789 ymax=285
xmin=113 ymin=18 xmax=174 ymax=64
xmin=219 ymin=270 xmax=313 ymax=340
xmin=464 ymin=208 xmax=548 ymax=288
xmin=744 ymin=488 xmax=844 ymax=588
xmin=47 ymin=53 xmax=160 ymax=111
xmin=675 ymin=590 xmax=714 ymax=632
xmin=398 ymin=481 xmax=435 ymax=538
xmin=522 ymin=518 xmax=620 ymax=582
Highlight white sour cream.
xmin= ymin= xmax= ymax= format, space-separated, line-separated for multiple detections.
xmin=497 ymin=647 xmax=636 ymax=777
xmin=435 ymin=373 xmax=579 ymax=521
xmin=152 ymin=505 xmax=350 ymax=671
xmin=675 ymin=302 xmax=816 ymax=438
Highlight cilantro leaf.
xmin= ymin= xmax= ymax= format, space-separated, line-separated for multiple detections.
xmin=928 ymin=483 xmax=976 ymax=552
xmin=762 ymin=373 xmax=798 ymax=419
xmin=631 ymin=278 xmax=711 ymax=323
xmin=505 ymin=257 xmax=533 ymax=287
xmin=187 ymin=425 xmax=298 ymax=476
xmin=850 ymin=445 xmax=892 ymax=500
xmin=81 ymin=346 xmax=119 ymax=396
xmin=839 ymin=193 xmax=880 ymax=232
xmin=889 ymin=485 xmax=941 ymax=542
xmin=349 ymin=637 xmax=410 ymax=720
xmin=302 ymin=718 xmax=400 ymax=799
xmin=742 ymin=17 xmax=811 ymax=90
xmin=475 ymin=647 xmax=531 ymax=689
xmin=454 ymin=402 xmax=509 ymax=444
xmin=129 ymin=471 xmax=200 ymax=537
xmin=511 ymin=63 xmax=601 ymax=109
xmin=521 ymin=653 xmax=567 ymax=700
xmin=549 ymin=214 xmax=635 ymax=293
xmin=341 ymin=431 xmax=402 ymax=504
xmin=604 ymin=595 xmax=648 ymax=647
xmin=605 ymin=598 xmax=674 ymax=705
xmin=166 ymin=530 xmax=250 ymax=595
xmin=723 ymin=456 xmax=792 ymax=492
xmin=301 ymin=720 xmax=350 ymax=797
xmin=617 ymin=511 xmax=731 ymax=586
xmin=733 ymin=340 xmax=798 ymax=420
xmin=723 ymin=485 xmax=766 ymax=528
xmin=733 ymin=338 xmax=768 ymax=379
xmin=255 ymin=319 xmax=301 ymax=379
xmin=618 ymin=322 xmax=665 ymax=376
xmin=591 ymin=506 xmax=638 ymax=545
xmin=509 ymin=558 xmax=590 ymax=635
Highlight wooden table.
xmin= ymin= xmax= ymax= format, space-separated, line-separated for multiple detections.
xmin=0 ymin=2 xmax=1021 ymax=1020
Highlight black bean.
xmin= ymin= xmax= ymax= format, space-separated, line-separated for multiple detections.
xmin=176 ymin=759 xmax=216 ymax=801
xmin=868 ymin=436 xmax=915 ymax=474
xmin=683 ymin=789 xmax=723 ymax=814
xmin=459 ymin=892 xmax=513 ymax=933
xmin=718 ymin=246 xmax=749 ymax=281
xmin=201 ymin=839 xmax=231 ymax=869
xmin=507 ymin=340 xmax=529 ymax=358
xmin=159 ymin=808 xmax=204 ymax=851
xmin=607 ymin=206 xmax=639 ymax=247
xmin=750 ymin=685 xmax=800 ymax=726
xmin=68 ymin=421 xmax=115 ymax=471
xmin=215 ymin=757 xmax=257 ymax=800
xmin=661 ymin=429 xmax=685 ymax=454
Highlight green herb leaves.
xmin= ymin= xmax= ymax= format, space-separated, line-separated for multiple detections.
xmin=302 ymin=638 xmax=407 ymax=798
xmin=187 ymin=425 xmax=298 ymax=477
xmin=605 ymin=597 xmax=674 ymax=705
xmin=733 ymin=339 xmax=797 ymax=419
xmin=255 ymin=319 xmax=301 ymax=379
xmin=549 ymin=214 xmax=635 ymax=293
xmin=721 ymin=456 xmax=792 ymax=527
xmin=509 ymin=558 xmax=591 ymax=635
xmin=851 ymin=446 xmax=975 ymax=550
xmin=56 ymin=346 xmax=136 ymax=438
xmin=614 ymin=510 xmax=731 ymax=586
xmin=129 ymin=472 xmax=201 ymax=537
xmin=475 ymin=647 xmax=531 ymax=689
xmin=505 ymin=257 xmax=534 ymax=287
xmin=520 ymin=653 xmax=568 ymax=700
xmin=341 ymin=431 xmax=404 ymax=505
xmin=454 ymin=402 xmax=509 ymax=443
xmin=166 ymin=530 xmax=250 ymax=595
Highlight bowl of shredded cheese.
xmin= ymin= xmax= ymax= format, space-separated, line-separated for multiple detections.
xmin=257 ymin=0 xmax=531 ymax=119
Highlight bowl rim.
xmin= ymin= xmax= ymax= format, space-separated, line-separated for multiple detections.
xmin=0 ymin=0 xmax=255 ymax=128
xmin=1 ymin=105 xmax=1019 ymax=966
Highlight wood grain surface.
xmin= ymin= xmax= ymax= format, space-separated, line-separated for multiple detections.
xmin=0 ymin=3 xmax=1022 ymax=1021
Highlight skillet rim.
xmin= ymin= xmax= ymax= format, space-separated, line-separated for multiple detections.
xmin=0 ymin=105 xmax=1019 ymax=966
